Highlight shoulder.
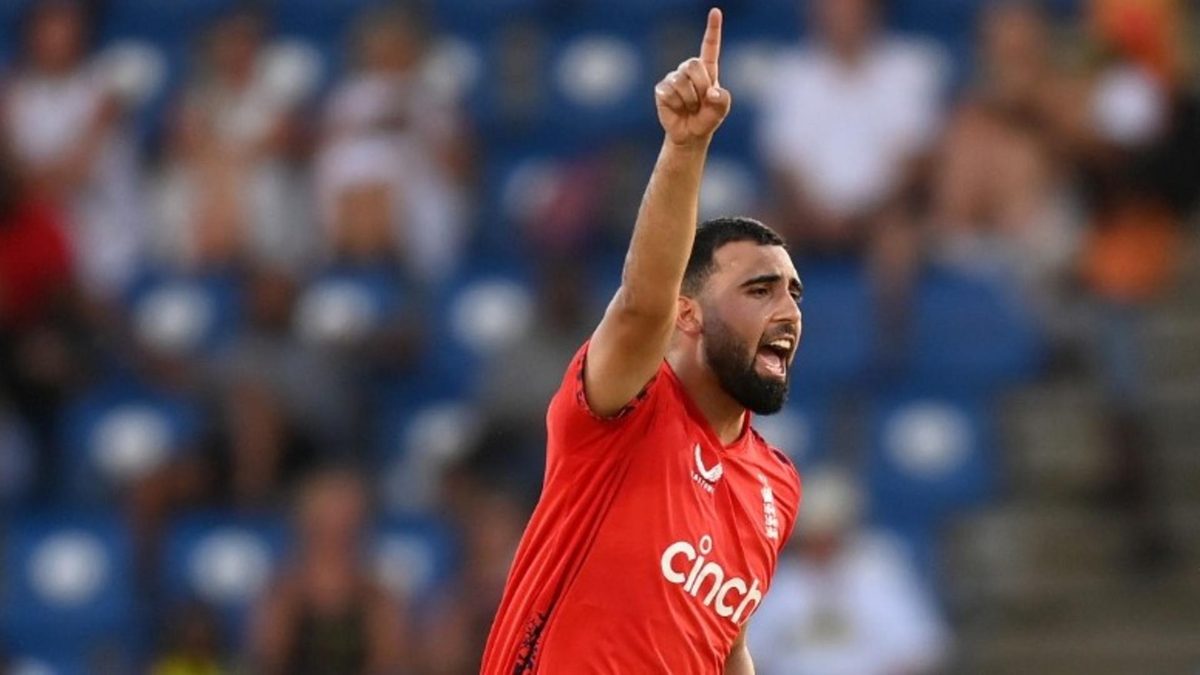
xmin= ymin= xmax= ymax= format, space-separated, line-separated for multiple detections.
xmin=749 ymin=428 xmax=802 ymax=500
xmin=875 ymin=36 xmax=950 ymax=86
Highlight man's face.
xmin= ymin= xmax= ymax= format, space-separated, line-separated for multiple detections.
xmin=813 ymin=0 xmax=875 ymax=54
xmin=697 ymin=241 xmax=802 ymax=415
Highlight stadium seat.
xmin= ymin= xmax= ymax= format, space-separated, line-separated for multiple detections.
xmin=376 ymin=398 xmax=482 ymax=513
xmin=99 ymin=0 xmax=241 ymax=44
xmin=159 ymin=512 xmax=290 ymax=647
xmin=907 ymin=265 xmax=1043 ymax=391
xmin=752 ymin=394 xmax=831 ymax=472
xmin=372 ymin=515 xmax=459 ymax=606
xmin=792 ymin=260 xmax=877 ymax=388
xmin=3 ymin=655 xmax=89 ymax=675
xmin=543 ymin=31 xmax=651 ymax=144
xmin=125 ymin=269 xmax=243 ymax=357
xmin=0 ymin=0 xmax=33 ymax=67
xmin=293 ymin=265 xmax=409 ymax=348
xmin=0 ymin=511 xmax=139 ymax=659
xmin=864 ymin=389 xmax=997 ymax=582
xmin=57 ymin=381 xmax=203 ymax=503
xmin=0 ymin=410 xmax=37 ymax=506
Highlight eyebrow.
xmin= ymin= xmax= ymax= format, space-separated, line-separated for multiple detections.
xmin=740 ymin=274 xmax=805 ymax=297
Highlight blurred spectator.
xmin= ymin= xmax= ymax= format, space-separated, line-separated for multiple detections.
xmin=757 ymin=0 xmax=946 ymax=275
xmin=1073 ymin=0 xmax=1195 ymax=570
xmin=476 ymin=261 xmax=595 ymax=484
xmin=152 ymin=602 xmax=230 ymax=675
xmin=317 ymin=3 xmax=471 ymax=284
xmin=156 ymin=7 xmax=318 ymax=272
xmin=752 ymin=469 xmax=950 ymax=675
xmin=212 ymin=268 xmax=353 ymax=506
xmin=931 ymin=2 xmax=1083 ymax=329
xmin=2 ymin=0 xmax=147 ymax=300
xmin=421 ymin=484 xmax=527 ymax=675
xmin=0 ymin=144 xmax=72 ymax=328
xmin=251 ymin=468 xmax=411 ymax=675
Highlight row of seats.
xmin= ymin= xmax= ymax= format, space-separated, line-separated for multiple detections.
xmin=1 ymin=379 xmax=995 ymax=667
xmin=0 ymin=0 xmax=1036 ymax=151
xmin=0 ymin=509 xmax=456 ymax=670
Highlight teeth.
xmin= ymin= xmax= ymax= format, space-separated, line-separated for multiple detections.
xmin=769 ymin=339 xmax=793 ymax=351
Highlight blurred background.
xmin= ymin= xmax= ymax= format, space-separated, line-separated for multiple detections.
xmin=0 ymin=0 xmax=1198 ymax=673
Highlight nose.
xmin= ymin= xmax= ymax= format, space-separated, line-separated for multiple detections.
xmin=772 ymin=294 xmax=802 ymax=336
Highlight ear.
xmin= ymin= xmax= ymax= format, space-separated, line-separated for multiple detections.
xmin=676 ymin=295 xmax=703 ymax=336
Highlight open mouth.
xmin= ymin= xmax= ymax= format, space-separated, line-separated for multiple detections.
xmin=755 ymin=336 xmax=794 ymax=379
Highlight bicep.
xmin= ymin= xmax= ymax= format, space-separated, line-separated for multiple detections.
xmin=583 ymin=288 xmax=676 ymax=418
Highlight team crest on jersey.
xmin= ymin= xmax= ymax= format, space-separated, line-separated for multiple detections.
xmin=692 ymin=444 xmax=723 ymax=493
xmin=759 ymin=473 xmax=779 ymax=540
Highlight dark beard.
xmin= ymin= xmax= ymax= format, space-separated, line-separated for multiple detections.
xmin=702 ymin=312 xmax=789 ymax=415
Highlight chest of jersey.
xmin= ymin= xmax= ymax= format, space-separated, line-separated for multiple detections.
xmin=555 ymin=405 xmax=784 ymax=642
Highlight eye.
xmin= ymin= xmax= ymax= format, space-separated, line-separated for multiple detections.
xmin=749 ymin=286 xmax=770 ymax=298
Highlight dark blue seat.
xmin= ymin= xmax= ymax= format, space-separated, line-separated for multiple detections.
xmin=124 ymin=268 xmax=244 ymax=357
xmin=372 ymin=515 xmax=459 ymax=607
xmin=100 ymin=0 xmax=240 ymax=44
xmin=864 ymin=388 xmax=997 ymax=583
xmin=159 ymin=512 xmax=290 ymax=648
xmin=792 ymin=261 xmax=876 ymax=388
xmin=57 ymin=380 xmax=203 ymax=503
xmin=907 ymin=266 xmax=1043 ymax=391
xmin=0 ymin=511 xmax=140 ymax=660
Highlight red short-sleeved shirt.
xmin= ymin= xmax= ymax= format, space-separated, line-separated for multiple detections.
xmin=480 ymin=342 xmax=802 ymax=674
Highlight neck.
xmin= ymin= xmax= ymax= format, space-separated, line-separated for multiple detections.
xmin=666 ymin=347 xmax=747 ymax=445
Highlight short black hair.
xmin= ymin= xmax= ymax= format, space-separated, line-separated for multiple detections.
xmin=682 ymin=217 xmax=786 ymax=296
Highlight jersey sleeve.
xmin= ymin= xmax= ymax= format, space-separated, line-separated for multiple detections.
xmin=544 ymin=340 xmax=667 ymax=459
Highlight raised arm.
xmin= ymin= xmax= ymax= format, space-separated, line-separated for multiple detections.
xmin=584 ymin=7 xmax=732 ymax=417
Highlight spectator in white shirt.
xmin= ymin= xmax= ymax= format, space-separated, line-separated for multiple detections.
xmin=3 ymin=0 xmax=147 ymax=300
xmin=317 ymin=4 xmax=472 ymax=285
xmin=758 ymin=0 xmax=947 ymax=305
xmin=752 ymin=468 xmax=951 ymax=675
xmin=156 ymin=7 xmax=319 ymax=272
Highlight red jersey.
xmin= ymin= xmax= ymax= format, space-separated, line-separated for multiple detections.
xmin=480 ymin=342 xmax=802 ymax=674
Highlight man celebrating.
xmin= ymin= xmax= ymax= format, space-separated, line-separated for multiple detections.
xmin=480 ymin=9 xmax=803 ymax=674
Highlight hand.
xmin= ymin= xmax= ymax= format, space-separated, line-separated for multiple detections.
xmin=655 ymin=8 xmax=732 ymax=147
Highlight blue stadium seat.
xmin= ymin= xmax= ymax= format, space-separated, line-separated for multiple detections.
xmin=160 ymin=512 xmax=289 ymax=647
xmin=0 ymin=410 xmax=37 ymax=506
xmin=752 ymin=394 xmax=831 ymax=472
xmin=4 ymin=655 xmax=89 ymax=675
xmin=0 ymin=0 xmax=33 ymax=67
xmin=372 ymin=515 xmax=459 ymax=606
xmin=792 ymin=260 xmax=877 ymax=388
xmin=271 ymin=0 xmax=380 ymax=49
xmin=57 ymin=381 xmax=203 ymax=503
xmin=0 ymin=511 xmax=139 ymax=659
xmin=543 ymin=31 xmax=652 ymax=145
xmin=907 ymin=266 xmax=1043 ymax=391
xmin=865 ymin=389 xmax=996 ymax=582
xmin=293 ymin=264 xmax=410 ymax=347
xmin=431 ymin=0 xmax=543 ymax=35
xmin=100 ymin=0 xmax=241 ymax=44
xmin=124 ymin=268 xmax=243 ymax=357
xmin=375 ymin=398 xmax=481 ymax=514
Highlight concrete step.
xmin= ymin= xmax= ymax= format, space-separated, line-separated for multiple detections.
xmin=998 ymin=384 xmax=1110 ymax=501
xmin=1144 ymin=313 xmax=1200 ymax=387
xmin=956 ymin=625 xmax=1200 ymax=675
xmin=942 ymin=504 xmax=1200 ymax=600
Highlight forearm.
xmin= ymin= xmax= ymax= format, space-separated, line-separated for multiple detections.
xmin=724 ymin=642 xmax=755 ymax=675
xmin=618 ymin=138 xmax=711 ymax=316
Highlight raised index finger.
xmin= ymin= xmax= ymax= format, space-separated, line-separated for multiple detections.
xmin=700 ymin=7 xmax=722 ymax=82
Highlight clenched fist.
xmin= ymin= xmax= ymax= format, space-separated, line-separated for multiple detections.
xmin=655 ymin=8 xmax=732 ymax=147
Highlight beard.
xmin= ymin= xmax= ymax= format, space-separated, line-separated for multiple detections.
xmin=702 ymin=312 xmax=790 ymax=415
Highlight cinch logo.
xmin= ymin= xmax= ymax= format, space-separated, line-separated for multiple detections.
xmin=659 ymin=534 xmax=761 ymax=624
